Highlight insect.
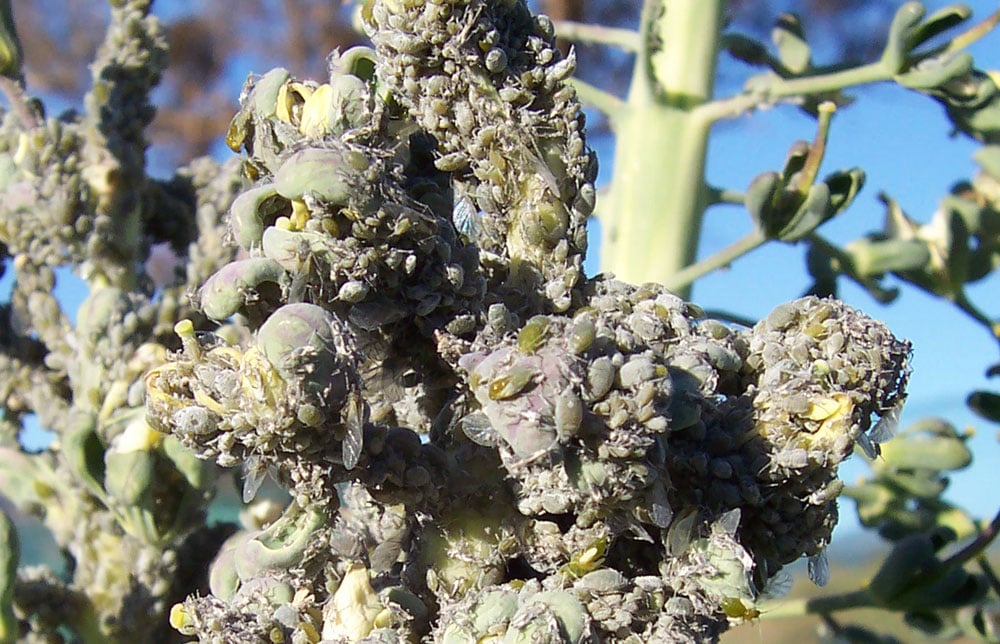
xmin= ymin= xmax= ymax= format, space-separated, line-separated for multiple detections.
xmin=861 ymin=398 xmax=903 ymax=458
xmin=807 ymin=549 xmax=830 ymax=586
xmin=342 ymin=391 xmax=365 ymax=470
xmin=241 ymin=454 xmax=276 ymax=503
xmin=451 ymin=190 xmax=482 ymax=243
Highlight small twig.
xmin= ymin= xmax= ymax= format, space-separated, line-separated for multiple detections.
xmin=0 ymin=75 xmax=39 ymax=130
xmin=568 ymin=78 xmax=626 ymax=128
xmin=695 ymin=61 xmax=888 ymax=123
xmin=940 ymin=505 xmax=1000 ymax=571
xmin=553 ymin=20 xmax=640 ymax=52
xmin=705 ymin=186 xmax=745 ymax=205
xmin=944 ymin=6 xmax=1000 ymax=54
xmin=761 ymin=589 xmax=872 ymax=619
xmin=702 ymin=308 xmax=757 ymax=328
xmin=977 ymin=556 xmax=1000 ymax=598
xmin=950 ymin=291 xmax=1000 ymax=342
xmin=663 ymin=229 xmax=766 ymax=293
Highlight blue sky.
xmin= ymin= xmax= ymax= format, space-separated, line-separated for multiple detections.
xmin=6 ymin=1 xmax=1000 ymax=552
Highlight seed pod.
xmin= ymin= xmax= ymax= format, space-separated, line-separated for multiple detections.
xmin=256 ymin=303 xmax=343 ymax=387
xmin=234 ymin=505 xmax=326 ymax=582
xmin=198 ymin=258 xmax=285 ymax=321
xmin=274 ymin=147 xmax=357 ymax=205
xmin=228 ymin=184 xmax=286 ymax=251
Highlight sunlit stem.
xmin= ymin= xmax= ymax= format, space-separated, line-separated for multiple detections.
xmin=598 ymin=0 xmax=724 ymax=299
xmin=553 ymin=20 xmax=640 ymax=51
xmin=760 ymin=589 xmax=873 ymax=619
xmin=663 ymin=230 xmax=766 ymax=293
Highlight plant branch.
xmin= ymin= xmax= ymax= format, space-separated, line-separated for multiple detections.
xmin=761 ymin=589 xmax=873 ymax=619
xmin=553 ymin=20 xmax=640 ymax=52
xmin=696 ymin=61 xmax=889 ymax=123
xmin=940 ymin=505 xmax=1000 ymax=571
xmin=663 ymin=229 xmax=766 ymax=293
xmin=568 ymin=78 xmax=626 ymax=128
xmin=706 ymin=186 xmax=745 ymax=205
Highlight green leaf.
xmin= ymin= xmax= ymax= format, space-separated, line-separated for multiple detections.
xmin=883 ymin=2 xmax=927 ymax=73
xmin=878 ymin=433 xmax=972 ymax=471
xmin=772 ymin=13 xmax=810 ymax=74
xmin=845 ymin=238 xmax=931 ymax=276
xmin=773 ymin=181 xmax=830 ymax=241
xmin=908 ymin=4 xmax=973 ymax=51
xmin=974 ymin=144 xmax=1000 ymax=178
xmin=721 ymin=33 xmax=770 ymax=67
xmin=823 ymin=167 xmax=866 ymax=218
xmin=896 ymin=52 xmax=974 ymax=90
xmin=967 ymin=390 xmax=1000 ymax=422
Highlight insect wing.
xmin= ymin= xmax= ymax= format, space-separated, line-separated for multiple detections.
xmin=460 ymin=411 xmax=497 ymax=447
xmin=343 ymin=392 xmax=365 ymax=470
xmin=760 ymin=570 xmax=793 ymax=600
xmin=807 ymin=550 xmax=830 ymax=587
xmin=452 ymin=194 xmax=482 ymax=243
xmin=869 ymin=400 xmax=902 ymax=445
xmin=242 ymin=455 xmax=266 ymax=503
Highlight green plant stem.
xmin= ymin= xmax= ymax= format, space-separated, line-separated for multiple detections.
xmin=697 ymin=61 xmax=889 ymax=123
xmin=706 ymin=186 xmax=745 ymax=205
xmin=569 ymin=78 xmax=625 ymax=127
xmin=663 ymin=229 xmax=766 ymax=293
xmin=941 ymin=505 xmax=1000 ymax=570
xmin=553 ymin=20 xmax=640 ymax=51
xmin=599 ymin=0 xmax=724 ymax=298
xmin=950 ymin=291 xmax=1000 ymax=340
xmin=761 ymin=589 xmax=873 ymax=619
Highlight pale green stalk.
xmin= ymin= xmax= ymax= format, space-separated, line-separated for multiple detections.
xmin=598 ymin=0 xmax=724 ymax=298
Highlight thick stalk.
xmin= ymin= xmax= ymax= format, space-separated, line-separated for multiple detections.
xmin=599 ymin=0 xmax=723 ymax=298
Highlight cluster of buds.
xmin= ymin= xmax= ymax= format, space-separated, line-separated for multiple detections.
xmin=133 ymin=0 xmax=915 ymax=641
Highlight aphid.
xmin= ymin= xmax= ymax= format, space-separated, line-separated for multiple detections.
xmin=343 ymin=391 xmax=365 ymax=470
xmin=554 ymin=387 xmax=583 ymax=440
xmin=807 ymin=549 xmax=830 ymax=586
xmin=721 ymin=597 xmax=761 ymax=622
xmin=242 ymin=454 xmax=270 ymax=503
xmin=568 ymin=315 xmax=596 ymax=354
xmin=516 ymin=316 xmax=550 ymax=353
xmin=451 ymin=192 xmax=482 ymax=243
xmin=488 ymin=366 xmax=537 ymax=400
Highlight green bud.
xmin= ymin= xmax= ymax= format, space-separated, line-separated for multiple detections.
xmin=198 ymin=257 xmax=286 ymax=321
xmin=227 ymin=68 xmax=291 ymax=151
xmin=256 ymin=302 xmax=342 ymax=387
xmin=228 ymin=183 xmax=285 ymax=251
xmin=274 ymin=147 xmax=357 ymax=205
xmin=234 ymin=504 xmax=325 ymax=582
